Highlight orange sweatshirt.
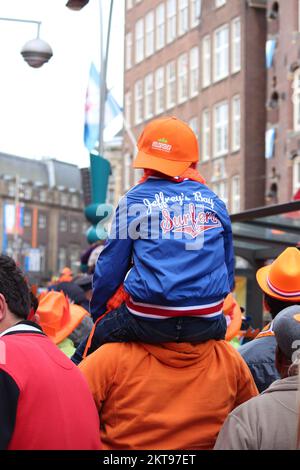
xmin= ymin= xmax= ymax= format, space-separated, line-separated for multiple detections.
xmin=79 ymin=340 xmax=258 ymax=450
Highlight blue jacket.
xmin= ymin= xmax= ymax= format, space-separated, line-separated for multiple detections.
xmin=91 ymin=178 xmax=234 ymax=321
xmin=238 ymin=335 xmax=280 ymax=393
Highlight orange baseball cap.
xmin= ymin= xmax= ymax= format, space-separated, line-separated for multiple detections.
xmin=256 ymin=247 xmax=300 ymax=301
xmin=133 ymin=116 xmax=199 ymax=177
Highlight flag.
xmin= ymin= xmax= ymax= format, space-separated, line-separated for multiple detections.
xmin=84 ymin=63 xmax=123 ymax=151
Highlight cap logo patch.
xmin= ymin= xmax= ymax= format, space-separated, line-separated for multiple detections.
xmin=293 ymin=313 xmax=300 ymax=323
xmin=152 ymin=138 xmax=172 ymax=153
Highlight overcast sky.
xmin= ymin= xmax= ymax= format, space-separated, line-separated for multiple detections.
xmin=0 ymin=0 xmax=124 ymax=168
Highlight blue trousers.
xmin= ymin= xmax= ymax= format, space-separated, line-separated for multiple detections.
xmin=71 ymin=303 xmax=227 ymax=365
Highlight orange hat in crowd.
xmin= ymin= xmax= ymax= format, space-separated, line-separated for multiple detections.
xmin=256 ymin=247 xmax=300 ymax=301
xmin=133 ymin=116 xmax=199 ymax=177
xmin=37 ymin=291 xmax=87 ymax=344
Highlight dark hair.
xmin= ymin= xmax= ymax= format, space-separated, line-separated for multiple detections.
xmin=0 ymin=255 xmax=31 ymax=319
xmin=264 ymin=293 xmax=300 ymax=320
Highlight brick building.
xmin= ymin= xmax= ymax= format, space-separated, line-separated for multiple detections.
xmin=123 ymin=0 xmax=267 ymax=212
xmin=265 ymin=0 xmax=300 ymax=204
xmin=0 ymin=153 xmax=88 ymax=283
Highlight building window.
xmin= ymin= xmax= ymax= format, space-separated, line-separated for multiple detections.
xmin=166 ymin=60 xmax=176 ymax=109
xmin=24 ymin=186 xmax=32 ymax=199
xmin=156 ymin=3 xmax=165 ymax=50
xmin=202 ymin=35 xmax=211 ymax=88
xmin=231 ymin=17 xmax=241 ymax=74
xmin=71 ymin=194 xmax=79 ymax=208
xmin=214 ymin=24 xmax=229 ymax=83
xmin=155 ymin=67 xmax=165 ymax=115
xmin=58 ymin=247 xmax=67 ymax=273
xmin=214 ymin=101 xmax=229 ymax=157
xmin=293 ymin=69 xmax=300 ymax=132
xmin=135 ymin=18 xmax=144 ymax=64
xmin=189 ymin=117 xmax=198 ymax=142
xmin=82 ymin=222 xmax=88 ymax=236
xmin=190 ymin=0 xmax=201 ymax=28
xmin=232 ymin=95 xmax=241 ymax=152
xmin=144 ymin=73 xmax=154 ymax=120
xmin=125 ymin=91 xmax=132 ymax=128
xmin=215 ymin=0 xmax=226 ymax=7
xmin=71 ymin=220 xmax=79 ymax=234
xmin=8 ymin=182 xmax=15 ymax=197
xmin=202 ymin=109 xmax=210 ymax=162
xmin=178 ymin=0 xmax=189 ymax=36
xmin=190 ymin=46 xmax=199 ymax=98
xmin=59 ymin=217 xmax=67 ymax=232
xmin=60 ymin=193 xmax=68 ymax=206
xmin=212 ymin=180 xmax=228 ymax=206
xmin=178 ymin=53 xmax=188 ymax=103
xmin=126 ymin=0 xmax=133 ymax=10
xmin=231 ymin=175 xmax=240 ymax=214
xmin=145 ymin=11 xmax=154 ymax=57
xmin=124 ymin=153 xmax=132 ymax=192
xmin=39 ymin=190 xmax=47 ymax=202
xmin=167 ymin=0 xmax=177 ymax=44
xmin=39 ymin=245 xmax=46 ymax=273
xmin=38 ymin=214 xmax=47 ymax=230
xmin=69 ymin=246 xmax=80 ymax=274
xmin=134 ymin=80 xmax=143 ymax=125
xmin=24 ymin=211 xmax=32 ymax=227
xmin=293 ymin=156 xmax=300 ymax=195
xmin=125 ymin=32 xmax=132 ymax=70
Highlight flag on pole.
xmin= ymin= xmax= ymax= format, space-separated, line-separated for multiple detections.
xmin=84 ymin=63 xmax=123 ymax=151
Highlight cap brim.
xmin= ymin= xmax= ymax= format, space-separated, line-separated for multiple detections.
xmin=256 ymin=265 xmax=300 ymax=301
xmin=53 ymin=305 xmax=88 ymax=345
xmin=133 ymin=150 xmax=192 ymax=177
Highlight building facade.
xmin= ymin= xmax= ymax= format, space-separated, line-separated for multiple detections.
xmin=0 ymin=153 xmax=88 ymax=283
xmin=265 ymin=0 xmax=300 ymax=204
xmin=123 ymin=0 xmax=267 ymax=212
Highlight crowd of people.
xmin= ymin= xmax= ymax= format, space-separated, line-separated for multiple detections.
xmin=0 ymin=116 xmax=300 ymax=451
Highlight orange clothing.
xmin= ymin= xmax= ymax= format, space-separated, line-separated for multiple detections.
xmin=79 ymin=340 xmax=258 ymax=450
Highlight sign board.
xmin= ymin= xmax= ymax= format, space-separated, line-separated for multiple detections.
xmin=26 ymin=248 xmax=41 ymax=273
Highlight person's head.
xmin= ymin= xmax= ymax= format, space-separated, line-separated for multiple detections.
xmin=59 ymin=267 xmax=73 ymax=283
xmin=273 ymin=305 xmax=300 ymax=378
xmin=256 ymin=247 xmax=300 ymax=319
xmin=0 ymin=255 xmax=31 ymax=332
xmin=133 ymin=116 xmax=199 ymax=177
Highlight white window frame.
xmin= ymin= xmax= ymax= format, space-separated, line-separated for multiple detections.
xmin=231 ymin=175 xmax=241 ymax=214
xmin=125 ymin=91 xmax=132 ymax=129
xmin=214 ymin=101 xmax=229 ymax=158
xmin=125 ymin=32 xmax=132 ymax=70
xmin=124 ymin=153 xmax=132 ymax=192
xmin=202 ymin=109 xmax=210 ymax=162
xmin=231 ymin=95 xmax=241 ymax=152
xmin=144 ymin=73 xmax=154 ymax=120
xmin=202 ymin=35 xmax=211 ymax=88
xmin=215 ymin=0 xmax=226 ymax=8
xmin=214 ymin=24 xmax=229 ymax=83
xmin=231 ymin=17 xmax=241 ymax=74
xmin=166 ymin=60 xmax=176 ymax=109
xmin=178 ymin=0 xmax=189 ymax=36
xmin=177 ymin=53 xmax=188 ymax=103
xmin=189 ymin=117 xmax=198 ymax=141
xmin=156 ymin=3 xmax=165 ymax=51
xmin=189 ymin=46 xmax=199 ymax=97
xmin=135 ymin=18 xmax=144 ymax=64
xmin=212 ymin=180 xmax=228 ymax=206
xmin=190 ymin=0 xmax=201 ymax=28
xmin=293 ymin=69 xmax=300 ymax=132
xmin=155 ymin=67 xmax=165 ymax=115
xmin=126 ymin=0 xmax=133 ymax=10
xmin=134 ymin=80 xmax=143 ymax=125
xmin=145 ymin=11 xmax=154 ymax=58
xmin=167 ymin=0 xmax=177 ymax=44
xmin=293 ymin=155 xmax=300 ymax=195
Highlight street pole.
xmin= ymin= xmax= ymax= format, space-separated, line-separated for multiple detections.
xmin=98 ymin=0 xmax=114 ymax=157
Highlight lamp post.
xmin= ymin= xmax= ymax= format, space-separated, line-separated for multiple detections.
xmin=0 ymin=17 xmax=53 ymax=68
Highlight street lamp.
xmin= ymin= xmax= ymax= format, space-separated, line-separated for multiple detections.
xmin=0 ymin=17 xmax=53 ymax=68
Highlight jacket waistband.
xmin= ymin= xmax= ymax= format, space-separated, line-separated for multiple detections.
xmin=126 ymin=298 xmax=224 ymax=320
